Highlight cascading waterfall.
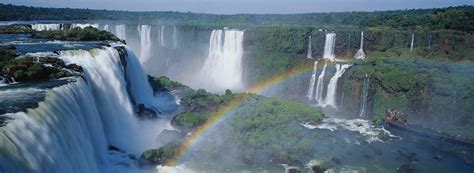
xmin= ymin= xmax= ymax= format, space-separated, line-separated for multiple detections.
xmin=0 ymin=46 xmax=161 ymax=172
xmin=410 ymin=33 xmax=415 ymax=52
xmin=71 ymin=23 xmax=99 ymax=29
xmin=323 ymin=33 xmax=336 ymax=61
xmin=172 ymin=26 xmax=178 ymax=49
xmin=354 ymin=31 xmax=366 ymax=60
xmin=306 ymin=61 xmax=318 ymax=100
xmin=115 ymin=25 xmax=126 ymax=41
xmin=160 ymin=25 xmax=165 ymax=47
xmin=307 ymin=35 xmax=313 ymax=59
xmin=314 ymin=63 xmax=328 ymax=103
xmin=324 ymin=64 xmax=351 ymax=108
xmin=199 ymin=29 xmax=245 ymax=92
xmin=137 ymin=25 xmax=152 ymax=65
xmin=359 ymin=73 xmax=369 ymax=117
xmin=31 ymin=24 xmax=62 ymax=31
xmin=103 ymin=25 xmax=109 ymax=31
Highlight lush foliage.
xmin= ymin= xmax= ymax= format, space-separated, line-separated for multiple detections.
xmin=1 ymin=3 xmax=473 ymax=33
xmin=0 ymin=45 xmax=81 ymax=82
xmin=33 ymin=27 xmax=120 ymax=41
xmin=343 ymin=56 xmax=474 ymax=138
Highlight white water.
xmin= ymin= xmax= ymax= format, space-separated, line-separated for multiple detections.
xmin=103 ymin=24 xmax=109 ymax=31
xmin=314 ymin=63 xmax=328 ymax=103
xmin=0 ymin=46 xmax=171 ymax=173
xmin=323 ymin=33 xmax=336 ymax=61
xmin=359 ymin=73 xmax=369 ymax=117
xmin=115 ymin=25 xmax=127 ymax=40
xmin=160 ymin=25 xmax=165 ymax=47
xmin=323 ymin=64 xmax=351 ymax=108
xmin=354 ymin=31 xmax=366 ymax=60
xmin=172 ymin=26 xmax=178 ymax=49
xmin=307 ymin=35 xmax=313 ymax=59
xmin=410 ymin=33 xmax=415 ymax=52
xmin=31 ymin=24 xmax=62 ymax=31
xmin=71 ymin=23 xmax=99 ymax=29
xmin=301 ymin=117 xmax=397 ymax=143
xmin=306 ymin=61 xmax=318 ymax=100
xmin=199 ymin=29 xmax=245 ymax=92
xmin=137 ymin=25 xmax=152 ymax=65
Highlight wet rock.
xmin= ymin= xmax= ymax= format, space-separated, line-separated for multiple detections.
xmin=108 ymin=145 xmax=121 ymax=152
xmin=330 ymin=157 xmax=342 ymax=165
xmin=397 ymin=164 xmax=415 ymax=173
xmin=137 ymin=104 xmax=158 ymax=119
xmin=434 ymin=154 xmax=443 ymax=161
xmin=378 ymin=130 xmax=390 ymax=141
xmin=139 ymin=142 xmax=179 ymax=166
xmin=287 ymin=167 xmax=301 ymax=173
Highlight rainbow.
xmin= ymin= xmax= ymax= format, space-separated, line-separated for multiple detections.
xmin=166 ymin=61 xmax=328 ymax=166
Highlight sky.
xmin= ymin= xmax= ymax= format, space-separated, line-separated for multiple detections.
xmin=1 ymin=0 xmax=473 ymax=14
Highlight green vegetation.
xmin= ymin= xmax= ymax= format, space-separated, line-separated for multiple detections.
xmin=140 ymin=142 xmax=179 ymax=165
xmin=343 ymin=56 xmax=474 ymax=137
xmin=0 ymin=45 xmax=82 ymax=82
xmin=0 ymin=3 xmax=473 ymax=33
xmin=0 ymin=24 xmax=34 ymax=34
xmin=145 ymin=76 xmax=324 ymax=168
xmin=33 ymin=27 xmax=120 ymax=41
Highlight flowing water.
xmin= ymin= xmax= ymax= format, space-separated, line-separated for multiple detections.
xmin=314 ymin=62 xmax=328 ymax=103
xmin=354 ymin=31 xmax=366 ymax=60
xmin=307 ymin=35 xmax=313 ymax=59
xmin=323 ymin=33 xmax=336 ymax=61
xmin=359 ymin=73 xmax=370 ymax=117
xmin=323 ymin=64 xmax=352 ymax=108
xmin=115 ymin=25 xmax=127 ymax=41
xmin=199 ymin=29 xmax=245 ymax=92
xmin=137 ymin=25 xmax=152 ymax=65
xmin=307 ymin=61 xmax=318 ymax=100
xmin=31 ymin=24 xmax=62 ymax=31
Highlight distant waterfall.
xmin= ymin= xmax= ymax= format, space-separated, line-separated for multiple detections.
xmin=160 ymin=25 xmax=165 ymax=47
xmin=172 ymin=26 xmax=178 ymax=49
xmin=199 ymin=29 xmax=245 ymax=92
xmin=359 ymin=73 xmax=370 ymax=117
xmin=314 ymin=63 xmax=328 ymax=103
xmin=324 ymin=64 xmax=351 ymax=108
xmin=115 ymin=25 xmax=126 ymax=40
xmin=323 ymin=33 xmax=336 ymax=61
xmin=354 ymin=31 xmax=366 ymax=60
xmin=410 ymin=34 xmax=415 ymax=52
xmin=31 ymin=24 xmax=62 ymax=31
xmin=428 ymin=33 xmax=432 ymax=49
xmin=307 ymin=61 xmax=318 ymax=100
xmin=71 ymin=23 xmax=99 ymax=29
xmin=137 ymin=25 xmax=152 ymax=64
xmin=0 ymin=47 xmax=159 ymax=172
xmin=307 ymin=35 xmax=313 ymax=59
xmin=103 ymin=24 xmax=109 ymax=31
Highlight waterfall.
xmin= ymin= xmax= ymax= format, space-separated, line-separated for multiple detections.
xmin=314 ymin=63 xmax=328 ymax=103
xmin=31 ymin=24 xmax=62 ymax=31
xmin=199 ymin=29 xmax=244 ymax=92
xmin=410 ymin=34 xmax=415 ymax=52
xmin=160 ymin=25 xmax=165 ymax=47
xmin=359 ymin=73 xmax=369 ymax=117
xmin=0 ymin=80 xmax=109 ymax=173
xmin=115 ymin=25 xmax=126 ymax=41
xmin=307 ymin=35 xmax=313 ymax=59
xmin=323 ymin=33 xmax=336 ymax=61
xmin=306 ymin=61 xmax=318 ymax=100
xmin=354 ymin=31 xmax=366 ymax=60
xmin=324 ymin=64 xmax=351 ymax=108
xmin=428 ymin=33 xmax=432 ymax=50
xmin=137 ymin=25 xmax=152 ymax=65
xmin=103 ymin=24 xmax=109 ymax=31
xmin=71 ymin=23 xmax=99 ymax=29
xmin=0 ymin=46 xmax=162 ymax=172
xmin=172 ymin=26 xmax=178 ymax=49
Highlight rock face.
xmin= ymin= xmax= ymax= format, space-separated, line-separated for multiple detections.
xmin=139 ymin=142 xmax=179 ymax=166
xmin=137 ymin=104 xmax=158 ymax=119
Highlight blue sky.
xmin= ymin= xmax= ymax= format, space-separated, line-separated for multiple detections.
xmin=1 ymin=0 xmax=473 ymax=14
